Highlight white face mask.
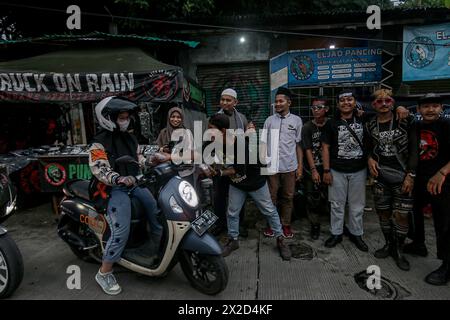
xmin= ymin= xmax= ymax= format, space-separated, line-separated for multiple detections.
xmin=117 ymin=119 xmax=130 ymax=132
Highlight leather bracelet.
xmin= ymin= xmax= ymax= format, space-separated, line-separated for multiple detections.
xmin=439 ymin=170 xmax=447 ymax=177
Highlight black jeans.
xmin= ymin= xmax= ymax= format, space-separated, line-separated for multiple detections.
xmin=303 ymin=173 xmax=329 ymax=225
xmin=411 ymin=179 xmax=450 ymax=261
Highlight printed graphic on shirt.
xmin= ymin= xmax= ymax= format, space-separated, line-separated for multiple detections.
xmin=420 ymin=130 xmax=439 ymax=160
xmin=311 ymin=130 xmax=323 ymax=166
xmin=337 ymin=123 xmax=363 ymax=159
xmin=378 ymin=129 xmax=401 ymax=157
xmin=90 ymin=149 xmax=108 ymax=162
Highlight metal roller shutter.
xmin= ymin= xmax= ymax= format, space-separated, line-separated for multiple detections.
xmin=196 ymin=62 xmax=270 ymax=128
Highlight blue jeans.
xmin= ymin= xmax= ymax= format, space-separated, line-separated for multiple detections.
xmin=227 ymin=182 xmax=283 ymax=240
xmin=103 ymin=186 xmax=161 ymax=263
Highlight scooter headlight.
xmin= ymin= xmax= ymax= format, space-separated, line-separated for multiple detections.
xmin=169 ymin=196 xmax=183 ymax=214
xmin=178 ymin=181 xmax=198 ymax=208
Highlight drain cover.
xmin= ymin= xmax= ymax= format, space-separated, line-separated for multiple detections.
xmin=289 ymin=242 xmax=315 ymax=260
xmin=354 ymin=270 xmax=411 ymax=300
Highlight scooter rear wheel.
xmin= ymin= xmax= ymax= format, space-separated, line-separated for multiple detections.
xmin=0 ymin=233 xmax=24 ymax=299
xmin=179 ymin=250 xmax=228 ymax=295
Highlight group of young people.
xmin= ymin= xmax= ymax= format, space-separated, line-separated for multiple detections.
xmin=87 ymin=86 xmax=450 ymax=295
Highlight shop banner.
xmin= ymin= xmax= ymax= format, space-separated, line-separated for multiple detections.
xmin=38 ymin=156 xmax=91 ymax=192
xmin=270 ymin=47 xmax=383 ymax=88
xmin=403 ymin=23 xmax=450 ymax=81
xmin=0 ymin=70 xmax=182 ymax=103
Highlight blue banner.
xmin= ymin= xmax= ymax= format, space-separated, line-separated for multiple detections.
xmin=403 ymin=23 xmax=450 ymax=81
xmin=270 ymin=47 xmax=382 ymax=88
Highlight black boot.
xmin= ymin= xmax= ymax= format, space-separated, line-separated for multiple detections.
xmin=391 ymin=232 xmax=410 ymax=271
xmin=374 ymin=230 xmax=391 ymax=259
xmin=425 ymin=260 xmax=450 ymax=286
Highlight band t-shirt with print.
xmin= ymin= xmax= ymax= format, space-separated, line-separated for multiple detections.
xmin=321 ymin=116 xmax=366 ymax=173
xmin=417 ymin=118 xmax=450 ymax=183
xmin=301 ymin=120 xmax=326 ymax=170
xmin=375 ymin=121 xmax=404 ymax=171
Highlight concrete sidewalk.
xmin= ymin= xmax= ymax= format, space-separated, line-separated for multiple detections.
xmin=3 ymin=199 xmax=449 ymax=300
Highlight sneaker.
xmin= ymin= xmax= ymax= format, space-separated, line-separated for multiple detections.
xmin=95 ymin=270 xmax=122 ymax=295
xmin=263 ymin=227 xmax=275 ymax=237
xmin=222 ymin=238 xmax=239 ymax=257
xmin=277 ymin=236 xmax=291 ymax=261
xmin=325 ymin=234 xmax=343 ymax=248
xmin=348 ymin=234 xmax=369 ymax=252
xmin=282 ymin=225 xmax=294 ymax=238
xmin=425 ymin=261 xmax=450 ymax=286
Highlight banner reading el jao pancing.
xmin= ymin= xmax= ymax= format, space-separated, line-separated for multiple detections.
xmin=286 ymin=47 xmax=382 ymax=86
xmin=403 ymin=22 xmax=450 ymax=81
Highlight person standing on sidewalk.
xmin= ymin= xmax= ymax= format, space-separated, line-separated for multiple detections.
xmin=407 ymin=93 xmax=450 ymax=285
xmin=301 ymin=97 xmax=330 ymax=240
xmin=212 ymin=88 xmax=253 ymax=236
xmin=261 ymin=87 xmax=303 ymax=238
xmin=321 ymin=89 xmax=369 ymax=252
xmin=206 ymin=114 xmax=291 ymax=261
xmin=365 ymin=89 xmax=417 ymax=271
xmin=321 ymin=89 xmax=410 ymax=252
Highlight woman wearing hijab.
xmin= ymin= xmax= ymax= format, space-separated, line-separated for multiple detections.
xmin=156 ymin=106 xmax=185 ymax=150
xmin=156 ymin=106 xmax=195 ymax=179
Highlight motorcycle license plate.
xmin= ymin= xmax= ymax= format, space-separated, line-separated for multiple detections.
xmin=191 ymin=210 xmax=218 ymax=236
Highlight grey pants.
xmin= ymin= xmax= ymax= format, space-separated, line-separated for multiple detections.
xmin=328 ymin=169 xmax=366 ymax=236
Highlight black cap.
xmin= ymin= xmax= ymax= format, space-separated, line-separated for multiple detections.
xmin=276 ymin=87 xmax=293 ymax=100
xmin=419 ymin=93 xmax=443 ymax=105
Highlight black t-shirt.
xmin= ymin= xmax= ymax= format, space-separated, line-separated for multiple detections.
xmin=302 ymin=120 xmax=326 ymax=170
xmin=206 ymin=135 xmax=267 ymax=192
xmin=417 ymin=118 xmax=450 ymax=182
xmin=376 ymin=121 xmax=404 ymax=171
xmin=321 ymin=116 xmax=367 ymax=173
xmin=229 ymin=137 xmax=267 ymax=192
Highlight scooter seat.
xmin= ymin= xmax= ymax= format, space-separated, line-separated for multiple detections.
xmin=65 ymin=180 xmax=91 ymax=201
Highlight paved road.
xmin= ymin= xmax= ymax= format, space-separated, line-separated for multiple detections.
xmin=3 ymin=200 xmax=449 ymax=300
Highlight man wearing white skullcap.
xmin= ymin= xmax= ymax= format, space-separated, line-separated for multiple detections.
xmin=217 ymin=88 xmax=248 ymax=130
xmin=213 ymin=88 xmax=252 ymax=237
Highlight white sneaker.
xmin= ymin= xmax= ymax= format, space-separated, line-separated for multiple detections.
xmin=95 ymin=270 xmax=122 ymax=295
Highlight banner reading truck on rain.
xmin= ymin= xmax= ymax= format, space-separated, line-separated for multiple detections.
xmin=403 ymin=22 xmax=450 ymax=81
xmin=270 ymin=47 xmax=383 ymax=96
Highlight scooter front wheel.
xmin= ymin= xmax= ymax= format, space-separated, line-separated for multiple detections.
xmin=179 ymin=250 xmax=228 ymax=295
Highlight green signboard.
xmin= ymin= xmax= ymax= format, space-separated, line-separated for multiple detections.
xmin=38 ymin=155 xmax=91 ymax=192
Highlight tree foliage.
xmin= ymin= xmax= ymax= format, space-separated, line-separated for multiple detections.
xmin=397 ymin=0 xmax=445 ymax=8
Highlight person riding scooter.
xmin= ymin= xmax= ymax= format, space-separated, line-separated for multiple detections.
xmin=88 ymin=96 xmax=164 ymax=296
